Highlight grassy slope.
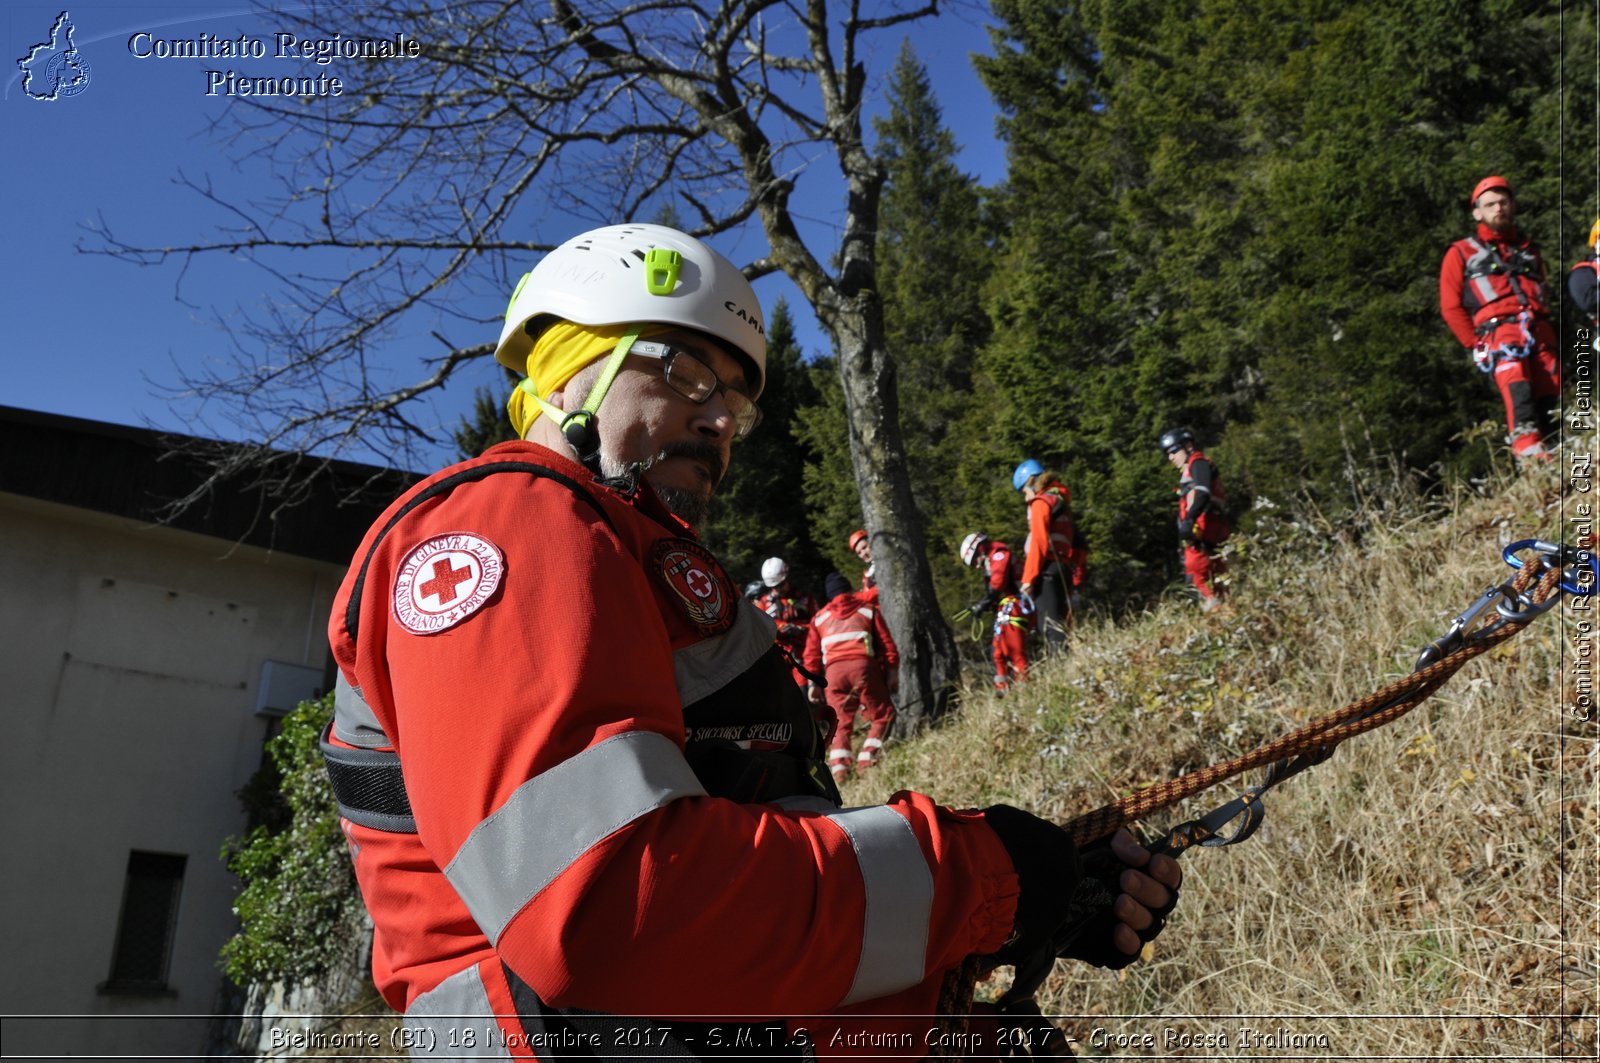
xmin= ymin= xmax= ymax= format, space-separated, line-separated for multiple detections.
xmin=848 ymin=463 xmax=1595 ymax=1057
xmin=292 ymin=465 xmax=1593 ymax=1059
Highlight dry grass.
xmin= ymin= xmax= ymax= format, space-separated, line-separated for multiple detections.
xmin=850 ymin=462 xmax=1596 ymax=1058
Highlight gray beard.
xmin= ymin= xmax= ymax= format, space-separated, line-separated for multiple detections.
xmin=651 ymin=483 xmax=710 ymax=527
xmin=599 ymin=450 xmax=713 ymax=528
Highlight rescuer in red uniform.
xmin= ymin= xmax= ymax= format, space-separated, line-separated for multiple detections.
xmin=847 ymin=528 xmax=877 ymax=597
xmin=1439 ymin=175 xmax=1562 ymax=463
xmin=803 ymin=572 xmax=900 ymax=782
xmin=754 ymin=556 xmax=818 ymax=689
xmin=320 ymin=223 xmax=1181 ymax=1060
xmin=959 ymin=533 xmax=1032 ymax=693
xmin=1159 ymin=428 xmax=1231 ymax=609
xmin=1012 ymin=459 xmax=1087 ymax=652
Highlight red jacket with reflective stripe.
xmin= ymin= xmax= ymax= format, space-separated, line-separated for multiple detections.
xmin=1439 ymin=223 xmax=1550 ymax=348
xmin=802 ymin=592 xmax=899 ymax=675
xmin=327 ymin=441 xmax=1014 ymax=1049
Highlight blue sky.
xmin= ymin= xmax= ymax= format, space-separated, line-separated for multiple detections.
xmin=3 ymin=2 xmax=1009 ymax=473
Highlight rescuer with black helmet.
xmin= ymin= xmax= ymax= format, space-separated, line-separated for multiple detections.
xmin=1160 ymin=427 xmax=1230 ymax=609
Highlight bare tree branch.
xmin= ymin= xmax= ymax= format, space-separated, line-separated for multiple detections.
xmin=91 ymin=0 xmax=961 ymax=725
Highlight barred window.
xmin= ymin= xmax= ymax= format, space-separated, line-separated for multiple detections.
xmin=103 ymin=851 xmax=186 ymax=992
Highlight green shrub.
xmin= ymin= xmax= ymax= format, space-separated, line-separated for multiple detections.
xmin=220 ymin=693 xmax=365 ymax=988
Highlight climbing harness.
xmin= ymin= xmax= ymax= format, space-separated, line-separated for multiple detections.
xmin=933 ymin=539 xmax=1595 ymax=1057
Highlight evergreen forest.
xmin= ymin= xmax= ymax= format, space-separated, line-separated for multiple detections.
xmin=678 ymin=0 xmax=1596 ymax=621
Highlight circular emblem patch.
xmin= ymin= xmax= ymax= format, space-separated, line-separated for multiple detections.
xmin=392 ymin=532 xmax=504 ymax=635
xmin=652 ymin=538 xmax=736 ymax=635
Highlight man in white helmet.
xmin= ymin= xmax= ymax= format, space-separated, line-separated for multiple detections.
xmin=322 ymin=223 xmax=1181 ymax=1059
xmin=753 ymin=556 xmax=819 ymax=689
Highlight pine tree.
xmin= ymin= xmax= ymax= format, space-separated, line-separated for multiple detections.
xmin=974 ymin=0 xmax=1591 ymax=609
xmin=698 ymin=300 xmax=829 ymax=597
xmin=873 ymin=40 xmax=998 ymax=612
xmin=453 ymin=373 xmax=519 ymax=460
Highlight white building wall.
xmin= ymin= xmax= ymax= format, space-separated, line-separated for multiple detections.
xmin=0 ymin=492 xmax=344 ymax=1061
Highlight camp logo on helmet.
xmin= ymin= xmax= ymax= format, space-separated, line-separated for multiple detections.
xmin=652 ymin=538 xmax=736 ymax=635
xmin=392 ymin=532 xmax=505 ymax=635
xmin=724 ymin=299 xmax=765 ymax=336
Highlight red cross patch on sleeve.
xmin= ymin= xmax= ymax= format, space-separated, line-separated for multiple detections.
xmin=652 ymin=538 xmax=737 ymax=636
xmin=392 ymin=532 xmax=505 ymax=635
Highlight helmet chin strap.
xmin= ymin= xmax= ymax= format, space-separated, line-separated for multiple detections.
xmin=517 ymin=326 xmax=642 ymax=474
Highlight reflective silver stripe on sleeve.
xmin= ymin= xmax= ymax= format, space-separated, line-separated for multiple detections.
xmin=333 ymin=671 xmax=392 ymax=749
xmin=405 ymin=964 xmax=513 ymax=1059
xmin=673 ymin=600 xmax=777 ymax=707
xmin=824 ymin=806 xmax=934 ymax=1005
xmin=445 ymin=731 xmax=707 ymax=945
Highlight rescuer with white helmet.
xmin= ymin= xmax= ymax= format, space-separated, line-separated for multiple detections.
xmin=754 ymin=556 xmax=819 ymax=689
xmin=499 ymin=223 xmax=768 ymax=524
xmin=958 ymin=532 xmax=1033 ymax=693
xmin=321 ymin=222 xmax=1180 ymax=1059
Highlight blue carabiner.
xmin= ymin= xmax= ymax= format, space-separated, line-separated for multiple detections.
xmin=1502 ymin=539 xmax=1598 ymax=597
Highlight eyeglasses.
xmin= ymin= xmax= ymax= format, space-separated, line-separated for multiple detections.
xmin=628 ymin=339 xmax=763 ymax=440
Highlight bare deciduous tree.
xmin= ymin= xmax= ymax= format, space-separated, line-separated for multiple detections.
xmin=89 ymin=0 xmax=962 ymax=724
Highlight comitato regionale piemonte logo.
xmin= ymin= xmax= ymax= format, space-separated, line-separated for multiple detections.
xmin=17 ymin=11 xmax=92 ymax=101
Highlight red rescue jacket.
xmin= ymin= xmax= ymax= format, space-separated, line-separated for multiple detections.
xmin=982 ymin=540 xmax=1023 ymax=599
xmin=1021 ymin=481 xmax=1086 ymax=589
xmin=803 ymin=592 xmax=900 ymax=676
xmin=1178 ymin=449 xmax=1230 ymax=546
xmin=1439 ymin=224 xmax=1550 ymax=348
xmin=323 ymin=440 xmax=1015 ymax=1058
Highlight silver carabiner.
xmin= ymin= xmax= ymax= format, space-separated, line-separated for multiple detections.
xmin=1414 ymin=583 xmax=1518 ymax=670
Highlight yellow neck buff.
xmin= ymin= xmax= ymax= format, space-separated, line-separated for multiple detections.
xmin=506 ymin=320 xmax=668 ymax=439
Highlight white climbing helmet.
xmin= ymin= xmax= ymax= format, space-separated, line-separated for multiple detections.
xmin=760 ymin=557 xmax=789 ymax=588
xmin=495 ymin=223 xmax=768 ymax=397
xmin=959 ymin=532 xmax=989 ymax=568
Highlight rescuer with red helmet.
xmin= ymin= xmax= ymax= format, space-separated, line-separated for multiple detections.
xmin=1439 ymin=175 xmax=1561 ymax=463
xmin=847 ymin=527 xmax=878 ymax=597
xmin=320 ymin=223 xmax=1181 ymax=1059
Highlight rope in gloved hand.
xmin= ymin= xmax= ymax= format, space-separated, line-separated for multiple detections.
xmin=931 ymin=539 xmax=1593 ymax=1057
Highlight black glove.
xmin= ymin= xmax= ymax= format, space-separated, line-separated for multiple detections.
xmin=982 ymin=805 xmax=1082 ymax=968
xmin=1053 ymin=835 xmax=1180 ymax=970
xmin=1177 ymin=519 xmax=1197 ymax=543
